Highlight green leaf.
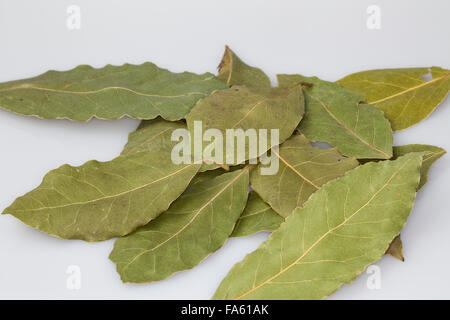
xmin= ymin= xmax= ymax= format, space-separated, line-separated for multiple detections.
xmin=186 ymin=85 xmax=304 ymax=166
xmin=121 ymin=118 xmax=186 ymax=156
xmin=393 ymin=144 xmax=446 ymax=189
xmin=277 ymin=74 xmax=393 ymax=159
xmin=386 ymin=235 xmax=404 ymax=262
xmin=217 ymin=46 xmax=271 ymax=88
xmin=231 ymin=192 xmax=284 ymax=238
xmin=0 ymin=62 xmax=228 ymax=121
xmin=109 ymin=168 xmax=250 ymax=283
xmin=250 ymin=134 xmax=359 ymax=218
xmin=337 ymin=67 xmax=450 ymax=131
xmin=213 ymin=153 xmax=422 ymax=300
xmin=2 ymin=152 xmax=200 ymax=241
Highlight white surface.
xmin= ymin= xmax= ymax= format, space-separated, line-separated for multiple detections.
xmin=0 ymin=0 xmax=449 ymax=299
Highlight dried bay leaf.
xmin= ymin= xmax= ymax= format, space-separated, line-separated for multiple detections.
xmin=217 ymin=46 xmax=271 ymax=88
xmin=278 ymin=74 xmax=393 ymax=159
xmin=337 ymin=67 xmax=450 ymax=131
xmin=110 ymin=168 xmax=250 ymax=283
xmin=231 ymin=192 xmax=284 ymax=238
xmin=186 ymin=85 xmax=304 ymax=166
xmin=0 ymin=62 xmax=228 ymax=121
xmin=2 ymin=151 xmax=201 ymax=241
xmin=213 ymin=153 xmax=422 ymax=300
xmin=251 ymin=134 xmax=359 ymax=218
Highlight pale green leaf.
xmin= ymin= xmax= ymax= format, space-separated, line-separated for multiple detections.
xmin=213 ymin=153 xmax=422 ymax=300
xmin=231 ymin=192 xmax=284 ymax=238
xmin=0 ymin=62 xmax=228 ymax=121
xmin=2 ymin=152 xmax=200 ymax=241
xmin=337 ymin=67 xmax=450 ymax=131
xmin=251 ymin=134 xmax=359 ymax=218
xmin=217 ymin=46 xmax=271 ymax=88
xmin=277 ymin=74 xmax=393 ymax=159
xmin=110 ymin=168 xmax=250 ymax=283
xmin=186 ymin=85 xmax=304 ymax=166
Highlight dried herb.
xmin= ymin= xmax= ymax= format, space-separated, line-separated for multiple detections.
xmin=0 ymin=63 xmax=227 ymax=121
xmin=337 ymin=67 xmax=450 ymax=131
xmin=0 ymin=48 xmax=446 ymax=300
xmin=2 ymin=148 xmax=200 ymax=241
xmin=186 ymin=85 xmax=304 ymax=165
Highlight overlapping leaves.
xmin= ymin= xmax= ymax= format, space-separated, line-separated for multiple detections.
xmin=110 ymin=168 xmax=249 ymax=283
xmin=0 ymin=46 xmax=447 ymax=300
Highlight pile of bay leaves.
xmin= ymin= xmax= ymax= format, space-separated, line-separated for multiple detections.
xmin=1 ymin=47 xmax=448 ymax=299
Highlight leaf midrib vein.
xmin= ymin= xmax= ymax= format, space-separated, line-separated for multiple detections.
xmin=272 ymin=148 xmax=320 ymax=190
xmin=9 ymin=164 xmax=197 ymax=213
xmin=368 ymin=73 xmax=449 ymax=104
xmin=0 ymin=85 xmax=207 ymax=99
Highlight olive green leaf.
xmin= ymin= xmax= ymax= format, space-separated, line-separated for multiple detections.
xmin=0 ymin=62 xmax=228 ymax=121
xmin=386 ymin=235 xmax=404 ymax=262
xmin=110 ymin=168 xmax=250 ymax=283
xmin=121 ymin=118 xmax=186 ymax=156
xmin=337 ymin=67 xmax=450 ymax=131
xmin=2 ymin=152 xmax=201 ymax=241
xmin=231 ymin=192 xmax=284 ymax=238
xmin=213 ymin=153 xmax=422 ymax=300
xmin=251 ymin=134 xmax=359 ymax=218
xmin=393 ymin=144 xmax=446 ymax=189
xmin=277 ymin=74 xmax=393 ymax=159
xmin=217 ymin=46 xmax=271 ymax=88
xmin=186 ymin=85 xmax=304 ymax=166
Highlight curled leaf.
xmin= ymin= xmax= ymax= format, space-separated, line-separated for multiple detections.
xmin=213 ymin=153 xmax=422 ymax=300
xmin=278 ymin=74 xmax=393 ymax=159
xmin=217 ymin=46 xmax=271 ymax=88
xmin=386 ymin=235 xmax=404 ymax=261
xmin=110 ymin=168 xmax=249 ymax=283
xmin=337 ymin=67 xmax=450 ymax=131
xmin=0 ymin=62 xmax=228 ymax=121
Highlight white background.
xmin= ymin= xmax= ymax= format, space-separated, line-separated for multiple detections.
xmin=0 ymin=0 xmax=449 ymax=299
